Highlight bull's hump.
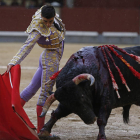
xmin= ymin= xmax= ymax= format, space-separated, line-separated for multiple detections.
xmin=78 ymin=46 xmax=97 ymax=51
xmin=77 ymin=46 xmax=97 ymax=55
xmin=72 ymin=46 xmax=98 ymax=66
xmin=79 ymin=46 xmax=94 ymax=51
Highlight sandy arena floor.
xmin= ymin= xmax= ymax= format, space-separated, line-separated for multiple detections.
xmin=0 ymin=43 xmax=140 ymax=140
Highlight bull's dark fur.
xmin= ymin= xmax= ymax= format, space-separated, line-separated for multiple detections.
xmin=122 ymin=105 xmax=131 ymax=124
xmin=39 ymin=46 xmax=140 ymax=140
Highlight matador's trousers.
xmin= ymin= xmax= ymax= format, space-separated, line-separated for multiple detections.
xmin=20 ymin=41 xmax=64 ymax=106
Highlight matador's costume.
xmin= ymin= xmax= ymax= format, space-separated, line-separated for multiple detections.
xmin=8 ymin=6 xmax=65 ymax=133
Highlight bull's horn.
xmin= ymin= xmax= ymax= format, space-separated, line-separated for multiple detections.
xmin=39 ymin=94 xmax=56 ymax=117
xmin=72 ymin=73 xmax=95 ymax=86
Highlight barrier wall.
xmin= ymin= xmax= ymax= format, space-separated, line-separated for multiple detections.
xmin=74 ymin=0 xmax=140 ymax=8
xmin=0 ymin=6 xmax=140 ymax=44
xmin=0 ymin=7 xmax=140 ymax=33
xmin=61 ymin=7 xmax=140 ymax=33
xmin=0 ymin=31 xmax=139 ymax=44
xmin=0 ymin=7 xmax=35 ymax=31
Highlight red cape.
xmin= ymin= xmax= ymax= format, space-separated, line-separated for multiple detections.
xmin=0 ymin=65 xmax=39 ymax=140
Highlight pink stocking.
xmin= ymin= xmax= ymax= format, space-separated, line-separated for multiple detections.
xmin=36 ymin=105 xmax=45 ymax=133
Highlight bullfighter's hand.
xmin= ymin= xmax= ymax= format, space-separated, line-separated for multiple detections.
xmin=7 ymin=64 xmax=14 ymax=73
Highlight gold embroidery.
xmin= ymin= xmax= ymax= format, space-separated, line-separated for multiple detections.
xmin=50 ymin=27 xmax=55 ymax=33
xmin=50 ymin=34 xmax=54 ymax=40
xmin=40 ymin=24 xmax=43 ymax=28
xmin=38 ymin=46 xmax=61 ymax=105
xmin=41 ymin=51 xmax=47 ymax=95
xmin=48 ymin=62 xmax=54 ymax=65
xmin=53 ymin=32 xmax=58 ymax=38
xmin=55 ymin=38 xmax=59 ymax=43
xmin=50 ymin=67 xmax=54 ymax=72
xmin=38 ymin=43 xmax=60 ymax=49
xmin=38 ymin=19 xmax=42 ymax=24
xmin=26 ymin=8 xmax=65 ymax=39
xmin=46 ymin=50 xmax=52 ymax=53
xmin=35 ymin=23 xmax=38 ymax=26
xmin=55 ymin=44 xmax=60 ymax=48
xmin=51 ymin=56 xmax=56 ymax=61
xmin=33 ymin=21 xmax=36 ymax=24
xmin=51 ymin=39 xmax=56 ymax=44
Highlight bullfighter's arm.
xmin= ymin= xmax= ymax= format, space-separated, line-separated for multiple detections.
xmin=8 ymin=30 xmax=41 ymax=65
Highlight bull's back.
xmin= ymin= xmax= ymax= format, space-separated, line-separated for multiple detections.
xmin=57 ymin=46 xmax=140 ymax=107
xmin=56 ymin=46 xmax=99 ymax=87
xmin=109 ymin=46 xmax=140 ymax=107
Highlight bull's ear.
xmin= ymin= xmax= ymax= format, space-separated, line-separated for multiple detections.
xmin=48 ymin=91 xmax=54 ymax=95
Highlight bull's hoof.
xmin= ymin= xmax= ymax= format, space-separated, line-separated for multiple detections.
xmin=38 ymin=130 xmax=60 ymax=140
xmin=96 ymin=138 xmax=106 ymax=140
xmin=97 ymin=134 xmax=106 ymax=140
xmin=38 ymin=135 xmax=60 ymax=140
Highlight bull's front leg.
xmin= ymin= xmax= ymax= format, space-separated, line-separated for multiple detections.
xmin=97 ymin=98 xmax=111 ymax=140
xmin=38 ymin=103 xmax=72 ymax=140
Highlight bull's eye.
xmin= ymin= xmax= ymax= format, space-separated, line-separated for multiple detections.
xmin=81 ymin=94 xmax=85 ymax=101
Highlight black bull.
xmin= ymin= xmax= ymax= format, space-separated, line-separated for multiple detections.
xmin=39 ymin=46 xmax=140 ymax=140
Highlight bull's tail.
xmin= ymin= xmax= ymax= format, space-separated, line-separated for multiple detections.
xmin=122 ymin=105 xmax=131 ymax=124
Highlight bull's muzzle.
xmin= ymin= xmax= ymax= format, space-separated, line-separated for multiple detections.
xmin=88 ymin=117 xmax=97 ymax=124
xmin=83 ymin=115 xmax=97 ymax=125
